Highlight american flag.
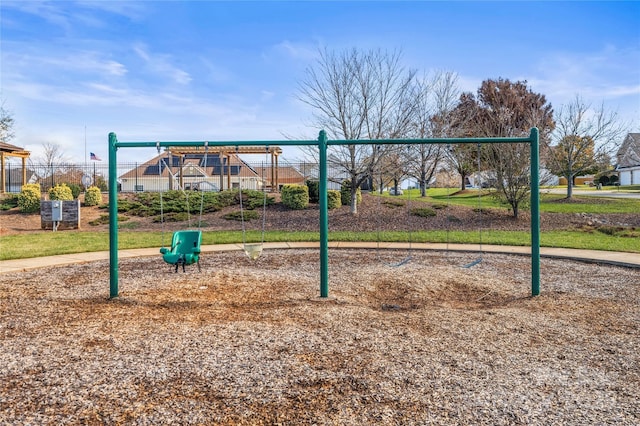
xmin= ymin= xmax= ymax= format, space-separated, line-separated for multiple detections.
xmin=90 ymin=152 xmax=102 ymax=161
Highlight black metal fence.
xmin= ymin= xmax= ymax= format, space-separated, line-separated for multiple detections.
xmin=1 ymin=161 xmax=352 ymax=194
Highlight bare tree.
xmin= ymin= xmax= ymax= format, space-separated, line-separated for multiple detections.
xmin=29 ymin=142 xmax=69 ymax=189
xmin=406 ymin=71 xmax=460 ymax=196
xmin=546 ymin=96 xmax=627 ymax=198
xmin=443 ymin=92 xmax=482 ymax=190
xmin=449 ymin=78 xmax=555 ymax=218
xmin=297 ymin=48 xmax=417 ymax=213
xmin=446 ymin=143 xmax=479 ymax=191
xmin=0 ymin=100 xmax=15 ymax=143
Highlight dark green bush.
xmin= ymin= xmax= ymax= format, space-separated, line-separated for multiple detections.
xmin=106 ymin=189 xmax=270 ymax=219
xmin=411 ymin=207 xmax=437 ymax=218
xmin=152 ymin=212 xmax=190 ymax=223
xmin=340 ymin=180 xmax=361 ymax=206
xmin=327 ymin=190 xmax=341 ymax=209
xmin=306 ymin=180 xmax=320 ymax=203
xmin=382 ymin=199 xmax=404 ymax=208
xmin=67 ymin=183 xmax=82 ymax=199
xmin=89 ymin=214 xmax=129 ymax=226
xmin=0 ymin=195 xmax=19 ymax=211
xmin=281 ymin=184 xmax=309 ymax=210
xmin=238 ymin=189 xmax=274 ymax=210
xmin=223 ymin=210 xmax=259 ymax=221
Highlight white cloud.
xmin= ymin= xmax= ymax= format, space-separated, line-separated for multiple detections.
xmin=132 ymin=43 xmax=151 ymax=62
xmin=75 ymin=1 xmax=146 ymax=21
xmin=530 ymin=46 xmax=640 ymax=103
xmin=3 ymin=46 xmax=128 ymax=81
xmin=131 ymin=43 xmax=192 ymax=85
xmin=271 ymin=40 xmax=319 ymax=62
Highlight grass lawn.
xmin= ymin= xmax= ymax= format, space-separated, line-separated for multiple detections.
xmin=2 ymin=227 xmax=639 ymax=261
xmin=387 ymin=188 xmax=640 ymax=214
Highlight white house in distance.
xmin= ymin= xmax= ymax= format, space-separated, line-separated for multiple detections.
xmin=616 ymin=133 xmax=640 ymax=185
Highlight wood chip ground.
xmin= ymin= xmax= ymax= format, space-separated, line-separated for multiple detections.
xmin=1 ymin=250 xmax=638 ymax=425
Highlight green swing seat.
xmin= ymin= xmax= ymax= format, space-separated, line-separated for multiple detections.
xmin=160 ymin=230 xmax=202 ymax=272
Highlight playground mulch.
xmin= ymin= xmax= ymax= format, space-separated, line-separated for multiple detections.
xmin=1 ymin=249 xmax=638 ymax=424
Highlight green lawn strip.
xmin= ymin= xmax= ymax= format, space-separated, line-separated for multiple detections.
xmin=539 ymin=195 xmax=640 ymax=213
xmin=2 ymin=229 xmax=639 ymax=261
xmin=415 ymin=190 xmax=640 ymax=214
xmin=0 ymin=232 xmax=162 ymax=260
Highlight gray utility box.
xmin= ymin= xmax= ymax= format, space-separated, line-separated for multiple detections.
xmin=51 ymin=200 xmax=63 ymax=221
xmin=41 ymin=200 xmax=81 ymax=230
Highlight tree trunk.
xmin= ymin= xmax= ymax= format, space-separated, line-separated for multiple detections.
xmin=566 ymin=168 xmax=574 ymax=199
xmin=420 ymin=171 xmax=427 ymax=197
xmin=350 ymin=190 xmax=358 ymax=214
xmin=567 ymin=179 xmax=573 ymax=199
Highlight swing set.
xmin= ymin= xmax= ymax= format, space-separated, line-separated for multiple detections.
xmin=155 ymin=142 xmax=209 ymax=272
xmin=237 ymin=147 xmax=269 ymax=260
xmin=108 ymin=129 xmax=541 ymax=299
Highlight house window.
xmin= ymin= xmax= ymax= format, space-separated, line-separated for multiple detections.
xmin=135 ymin=185 xmax=144 ymax=192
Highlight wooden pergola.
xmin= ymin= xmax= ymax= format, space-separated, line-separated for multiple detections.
xmin=0 ymin=141 xmax=31 ymax=194
xmin=167 ymin=145 xmax=283 ymax=191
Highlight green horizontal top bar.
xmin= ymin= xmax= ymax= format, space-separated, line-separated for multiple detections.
xmin=114 ymin=137 xmax=533 ymax=149
xmin=112 ymin=132 xmax=534 ymax=149
xmin=329 ymin=136 xmax=533 ymax=145
xmin=114 ymin=140 xmax=316 ymax=148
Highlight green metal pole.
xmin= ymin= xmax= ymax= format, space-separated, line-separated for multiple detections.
xmin=108 ymin=132 xmax=119 ymax=298
xmin=318 ymin=130 xmax=329 ymax=298
xmin=530 ymin=127 xmax=540 ymax=296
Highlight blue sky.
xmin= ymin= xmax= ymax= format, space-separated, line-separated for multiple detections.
xmin=1 ymin=1 xmax=639 ymax=163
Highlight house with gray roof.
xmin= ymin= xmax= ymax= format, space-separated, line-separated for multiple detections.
xmin=616 ymin=133 xmax=640 ymax=185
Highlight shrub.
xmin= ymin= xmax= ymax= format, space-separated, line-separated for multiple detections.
xmin=89 ymin=214 xmax=129 ymax=226
xmin=18 ymin=184 xmax=41 ymax=213
xmin=327 ymin=190 xmax=341 ymax=209
xmin=49 ymin=183 xmax=73 ymax=201
xmin=281 ymin=184 xmax=309 ymax=210
xmin=382 ymin=199 xmax=404 ymax=208
xmin=306 ymin=180 xmax=320 ymax=203
xmin=340 ymin=180 xmax=361 ymax=206
xmin=67 ymin=183 xmax=82 ymax=199
xmin=223 ymin=210 xmax=259 ymax=221
xmin=84 ymin=186 xmax=102 ymax=206
xmin=411 ymin=207 xmax=437 ymax=218
xmin=238 ymin=189 xmax=274 ymax=210
xmin=0 ymin=195 xmax=19 ymax=211
xmin=152 ymin=212 xmax=190 ymax=223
